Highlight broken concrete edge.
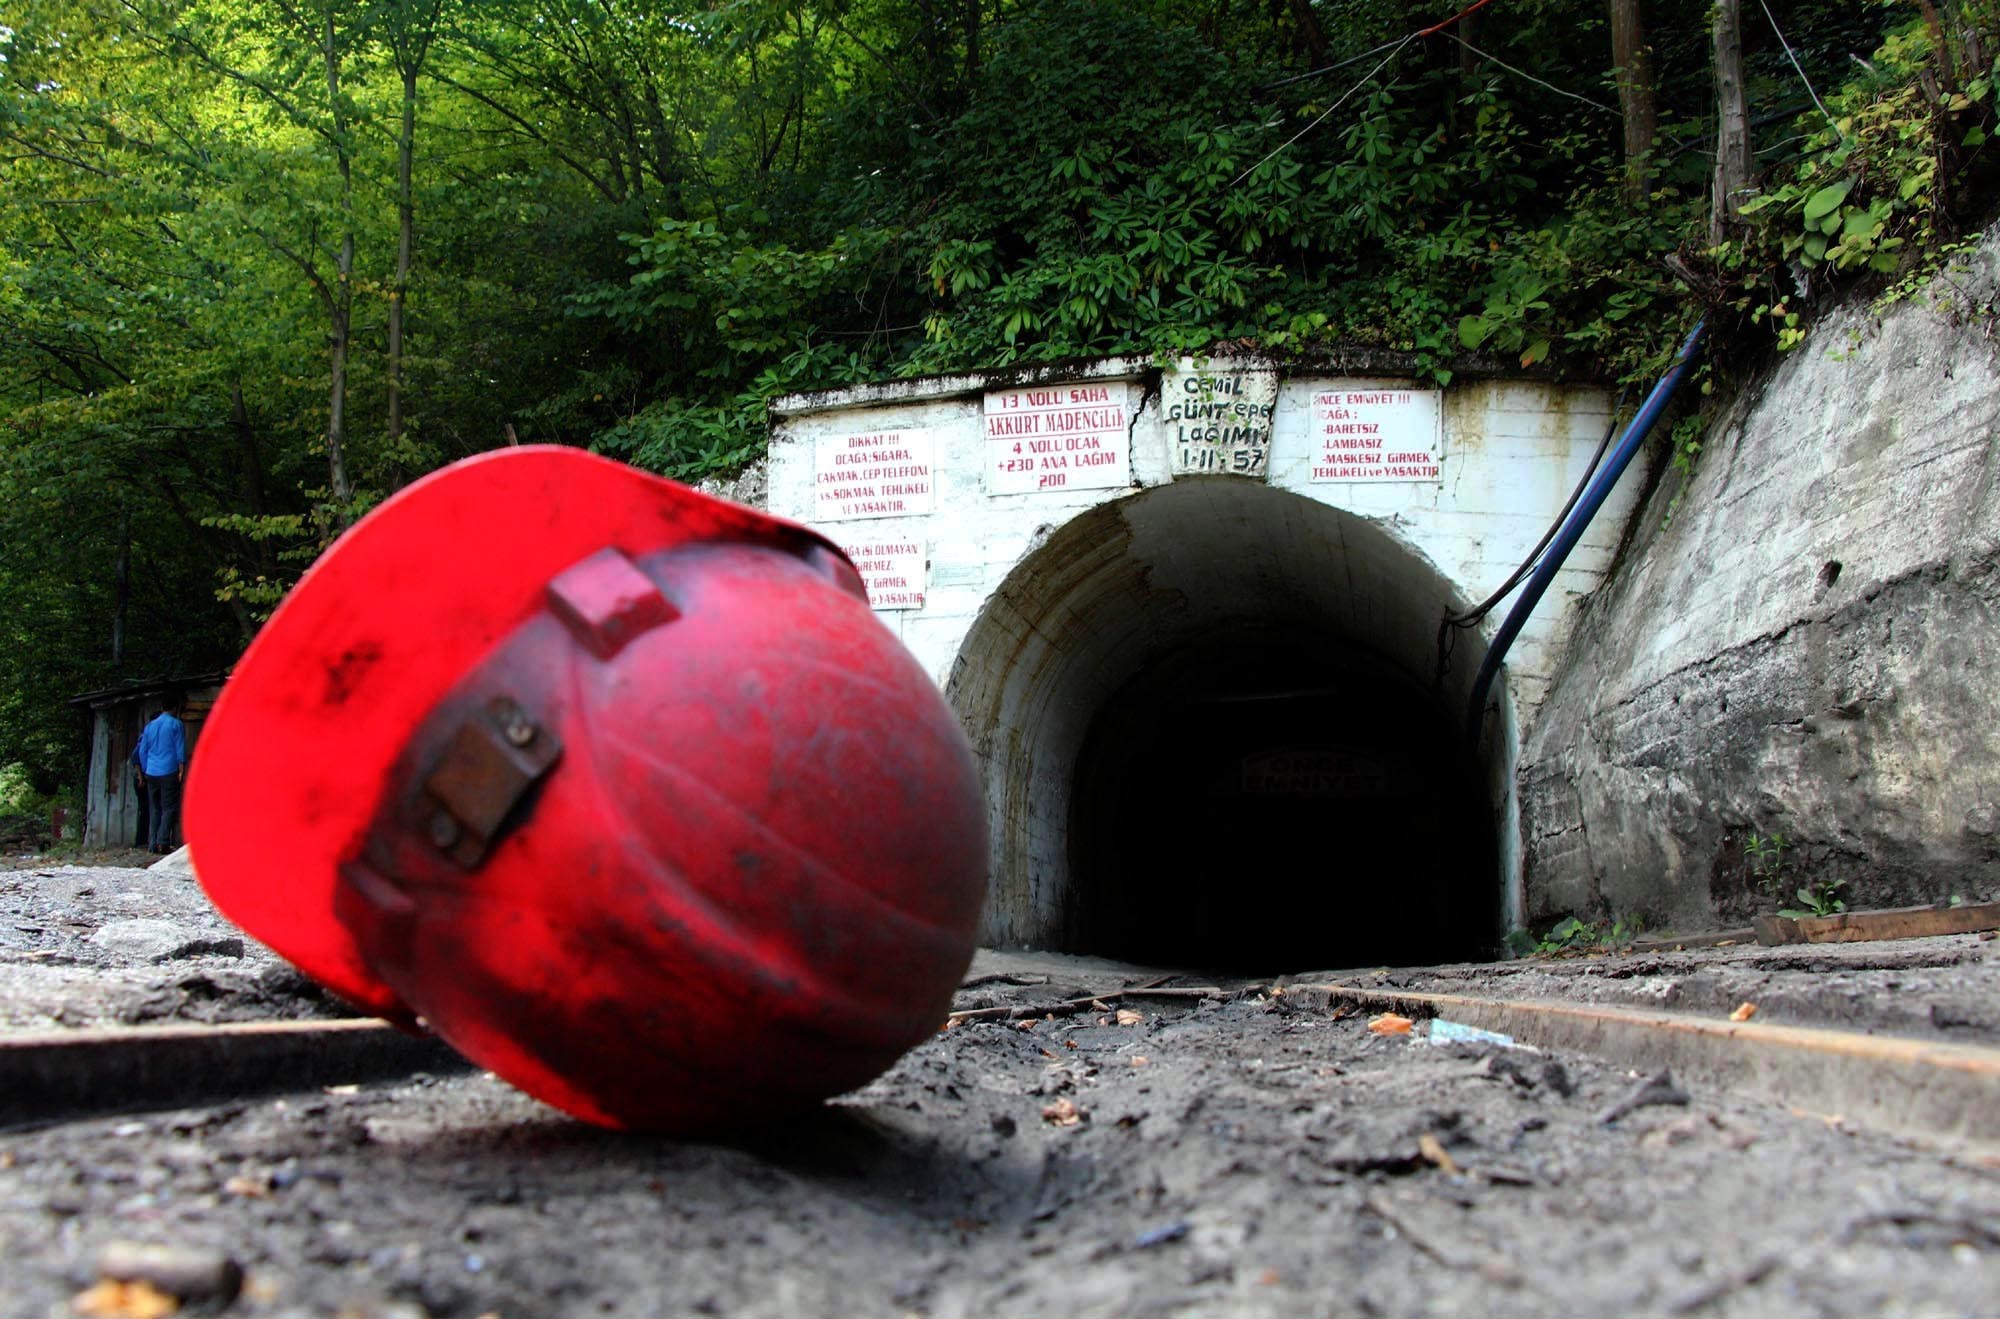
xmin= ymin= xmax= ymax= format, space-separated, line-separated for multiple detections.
xmin=1308 ymin=984 xmax=2000 ymax=1163
xmin=0 ymin=1018 xmax=471 ymax=1130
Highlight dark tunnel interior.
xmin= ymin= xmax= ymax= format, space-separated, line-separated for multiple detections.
xmin=1066 ymin=627 xmax=1499 ymax=972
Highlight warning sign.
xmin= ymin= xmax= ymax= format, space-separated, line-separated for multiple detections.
xmin=840 ymin=539 xmax=927 ymax=611
xmin=814 ymin=429 xmax=936 ymax=521
xmin=1165 ymin=360 xmax=1276 ymax=478
xmin=983 ymin=383 xmax=1130 ymax=494
xmin=1308 ymin=389 xmax=1442 ymax=484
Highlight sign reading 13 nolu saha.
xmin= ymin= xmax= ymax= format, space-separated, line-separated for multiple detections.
xmin=983 ymin=383 xmax=1130 ymax=494
xmin=1309 ymin=388 xmax=1443 ymax=483
xmin=814 ymin=429 xmax=937 ymax=521
xmin=1165 ymin=360 xmax=1277 ymax=477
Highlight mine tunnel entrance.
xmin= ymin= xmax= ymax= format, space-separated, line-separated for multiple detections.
xmin=946 ymin=478 xmax=1511 ymax=973
xmin=1069 ymin=630 xmax=1494 ymax=972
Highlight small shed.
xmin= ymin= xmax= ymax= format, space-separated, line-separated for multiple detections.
xmin=68 ymin=672 xmax=229 ymax=849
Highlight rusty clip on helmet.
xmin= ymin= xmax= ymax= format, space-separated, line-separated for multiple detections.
xmin=185 ymin=447 xmax=988 ymax=1132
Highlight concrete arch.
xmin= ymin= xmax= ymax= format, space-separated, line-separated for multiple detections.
xmin=945 ymin=477 xmax=1514 ymax=971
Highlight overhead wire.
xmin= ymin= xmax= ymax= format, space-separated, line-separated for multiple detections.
xmin=1414 ymin=0 xmax=1501 ymax=39
xmin=1229 ymin=36 xmax=1415 ymax=188
xmin=1236 ymin=0 xmax=1613 ymax=187
xmin=1757 ymin=0 xmax=1841 ymax=136
xmin=1257 ymin=36 xmax=1411 ymax=93
xmin=1446 ymin=32 xmax=1618 ymax=115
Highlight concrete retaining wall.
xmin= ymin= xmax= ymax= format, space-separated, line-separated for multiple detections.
xmin=1520 ymin=229 xmax=2000 ymax=931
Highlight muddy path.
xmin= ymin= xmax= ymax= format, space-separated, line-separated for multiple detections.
xmin=3 ymin=862 xmax=1996 ymax=1317
xmin=5 ymin=954 xmax=1998 ymax=1318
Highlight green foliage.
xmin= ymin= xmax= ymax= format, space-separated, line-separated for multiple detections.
xmin=0 ymin=0 xmax=1981 ymax=796
xmin=1779 ymin=875 xmax=1849 ymax=920
xmin=1509 ymin=913 xmax=1643 ymax=958
xmin=1744 ymin=831 xmax=1789 ymax=886
xmin=1723 ymin=12 xmax=1999 ymax=347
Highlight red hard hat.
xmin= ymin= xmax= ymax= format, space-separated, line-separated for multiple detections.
xmin=185 ymin=447 xmax=987 ymax=1131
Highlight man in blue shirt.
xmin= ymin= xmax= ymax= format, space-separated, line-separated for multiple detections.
xmin=130 ymin=695 xmax=189 ymax=854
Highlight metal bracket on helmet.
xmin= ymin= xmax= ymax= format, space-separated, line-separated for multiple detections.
xmin=415 ymin=695 xmax=562 ymax=869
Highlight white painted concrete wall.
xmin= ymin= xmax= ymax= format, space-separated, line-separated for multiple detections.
xmin=770 ymin=358 xmax=1633 ymax=725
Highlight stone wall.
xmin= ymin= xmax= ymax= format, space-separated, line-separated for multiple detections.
xmin=1520 ymin=228 xmax=2000 ymax=931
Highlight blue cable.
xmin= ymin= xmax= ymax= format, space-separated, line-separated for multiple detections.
xmin=1464 ymin=320 xmax=1709 ymax=743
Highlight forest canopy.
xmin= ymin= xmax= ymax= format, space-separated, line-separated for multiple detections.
xmin=1 ymin=0 xmax=1991 ymax=796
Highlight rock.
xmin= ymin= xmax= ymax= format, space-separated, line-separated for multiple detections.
xmin=91 ymin=919 xmax=244 ymax=963
xmin=146 ymin=845 xmax=198 ymax=878
xmin=96 ymin=1240 xmax=244 ymax=1305
xmin=1520 ymin=229 xmax=2000 ymax=927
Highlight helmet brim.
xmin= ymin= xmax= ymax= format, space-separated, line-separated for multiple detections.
xmin=186 ymin=446 xmax=834 ymax=1016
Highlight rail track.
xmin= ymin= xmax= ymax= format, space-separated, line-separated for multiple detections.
xmin=5 ymin=972 xmax=1997 ymax=1163
xmin=0 ymin=1017 xmax=467 ymax=1130
xmin=1306 ymin=983 xmax=2000 ymax=1163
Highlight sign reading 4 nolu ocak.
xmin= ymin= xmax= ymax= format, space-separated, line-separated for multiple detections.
xmin=983 ymin=382 xmax=1130 ymax=494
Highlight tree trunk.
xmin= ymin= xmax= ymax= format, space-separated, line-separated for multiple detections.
xmin=1916 ymin=0 xmax=1960 ymax=91
xmin=388 ymin=60 xmax=416 ymax=466
xmin=1710 ymin=0 xmax=1753 ymax=243
xmin=230 ymin=379 xmax=266 ymax=520
xmin=963 ymin=0 xmax=981 ymax=83
xmin=1609 ymin=0 xmax=1656 ymax=207
xmin=111 ymin=513 xmax=130 ymax=666
xmin=323 ymin=12 xmax=355 ymax=509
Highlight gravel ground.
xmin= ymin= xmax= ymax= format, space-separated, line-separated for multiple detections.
xmin=1 ymin=863 xmax=1996 ymax=1317
xmin=0 ymin=854 xmax=348 ymax=1030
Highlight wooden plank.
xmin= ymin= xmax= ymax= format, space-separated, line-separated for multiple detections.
xmin=1752 ymin=913 xmax=1802 ymax=945
xmin=1311 ymin=983 xmax=2000 ymax=1160
xmin=1785 ymin=902 xmax=2000 ymax=945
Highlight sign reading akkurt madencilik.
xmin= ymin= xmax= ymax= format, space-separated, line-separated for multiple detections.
xmin=814 ymin=428 xmax=937 ymax=521
xmin=983 ymin=383 xmax=1130 ymax=494
xmin=1165 ymin=360 xmax=1277 ymax=478
xmin=1309 ymin=388 xmax=1443 ymax=483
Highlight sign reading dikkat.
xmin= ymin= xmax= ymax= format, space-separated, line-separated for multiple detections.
xmin=1165 ymin=360 xmax=1276 ymax=478
xmin=814 ymin=429 xmax=936 ymax=521
xmin=841 ymin=539 xmax=927 ymax=611
xmin=983 ymin=383 xmax=1130 ymax=494
xmin=1309 ymin=389 xmax=1443 ymax=484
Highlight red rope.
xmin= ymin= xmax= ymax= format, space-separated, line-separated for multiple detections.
xmin=1415 ymin=0 xmax=1498 ymax=39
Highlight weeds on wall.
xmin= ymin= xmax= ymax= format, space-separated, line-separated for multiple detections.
xmin=1718 ymin=8 xmax=2000 ymax=349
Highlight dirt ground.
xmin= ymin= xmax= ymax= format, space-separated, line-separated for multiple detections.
xmin=0 ymin=854 xmax=347 ymax=1031
xmin=1 ymin=858 xmax=1996 ymax=1318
